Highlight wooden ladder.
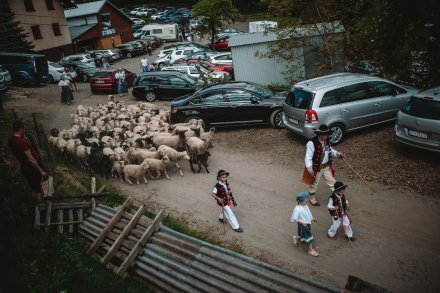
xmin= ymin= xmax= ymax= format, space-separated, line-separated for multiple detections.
xmin=87 ymin=197 xmax=168 ymax=278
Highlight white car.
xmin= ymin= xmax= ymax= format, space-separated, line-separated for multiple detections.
xmin=162 ymin=65 xmax=231 ymax=81
xmin=130 ymin=8 xmax=141 ymax=15
xmin=135 ymin=8 xmax=149 ymax=16
xmin=130 ymin=17 xmax=145 ymax=25
xmin=47 ymin=61 xmax=64 ymax=83
xmin=96 ymin=49 xmax=121 ymax=61
xmin=169 ymin=47 xmax=203 ymax=64
xmin=210 ymin=52 xmax=232 ymax=65
xmin=151 ymin=12 xmax=164 ymax=20
xmin=60 ymin=54 xmax=94 ymax=64
xmin=153 ymin=54 xmax=171 ymax=69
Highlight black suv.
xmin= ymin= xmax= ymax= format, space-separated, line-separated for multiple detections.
xmin=132 ymin=71 xmax=200 ymax=102
xmin=116 ymin=44 xmax=142 ymax=58
xmin=170 ymin=82 xmax=287 ymax=128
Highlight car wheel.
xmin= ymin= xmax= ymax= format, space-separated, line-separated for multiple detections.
xmin=185 ymin=116 xmax=205 ymax=129
xmin=270 ymin=109 xmax=284 ymax=128
xmin=329 ymin=123 xmax=345 ymax=144
xmin=83 ymin=75 xmax=88 ymax=83
xmin=127 ymin=53 xmax=132 ymax=58
xmin=145 ymin=92 xmax=157 ymax=102
xmin=48 ymin=75 xmax=54 ymax=84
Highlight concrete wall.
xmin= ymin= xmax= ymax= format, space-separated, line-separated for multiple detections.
xmin=8 ymin=0 xmax=71 ymax=52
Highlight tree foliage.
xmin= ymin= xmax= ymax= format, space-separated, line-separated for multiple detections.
xmin=0 ymin=2 xmax=34 ymax=53
xmin=192 ymin=0 xmax=239 ymax=45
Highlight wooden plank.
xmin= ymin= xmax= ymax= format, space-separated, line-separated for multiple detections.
xmin=116 ymin=209 xmax=168 ymax=277
xmin=96 ymin=184 xmax=106 ymax=194
xmin=91 ymin=177 xmax=96 ymax=211
xmin=34 ymin=205 xmax=40 ymax=230
xmin=36 ymin=220 xmax=84 ymax=226
xmin=41 ymin=192 xmax=108 ymax=201
xmin=32 ymin=113 xmax=43 ymax=148
xmin=58 ymin=210 xmax=64 ymax=233
xmin=122 ymin=212 xmax=151 ymax=227
xmin=45 ymin=201 xmax=52 ymax=232
xmin=48 ymin=176 xmax=54 ymax=196
xmin=87 ymin=197 xmax=131 ymax=255
xmin=78 ymin=209 xmax=84 ymax=223
xmin=102 ymin=204 xmax=146 ymax=264
xmin=39 ymin=203 xmax=93 ymax=211
xmin=68 ymin=209 xmax=74 ymax=233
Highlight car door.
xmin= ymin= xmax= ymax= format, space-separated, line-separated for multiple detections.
xmin=152 ymin=76 xmax=171 ymax=98
xmin=169 ymin=75 xmax=193 ymax=98
xmin=368 ymin=81 xmax=409 ymax=121
xmin=223 ymin=89 xmax=266 ymax=124
xmin=200 ymin=91 xmax=228 ymax=124
xmin=338 ymin=82 xmax=375 ymax=130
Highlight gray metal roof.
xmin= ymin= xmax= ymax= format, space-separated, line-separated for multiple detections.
xmin=79 ymin=204 xmax=341 ymax=293
xmin=69 ymin=24 xmax=97 ymax=40
xmin=64 ymin=0 xmax=106 ymax=18
xmin=229 ymin=21 xmax=345 ymax=47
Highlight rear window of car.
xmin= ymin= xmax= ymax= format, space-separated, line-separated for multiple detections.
xmin=285 ymin=88 xmax=313 ymax=109
xmin=93 ymin=71 xmax=112 ymax=78
xmin=402 ymin=97 xmax=440 ymax=120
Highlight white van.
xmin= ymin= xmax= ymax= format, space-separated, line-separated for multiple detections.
xmin=141 ymin=23 xmax=179 ymax=42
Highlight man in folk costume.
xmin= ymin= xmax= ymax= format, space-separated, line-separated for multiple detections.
xmin=211 ymin=170 xmax=243 ymax=232
xmin=304 ymin=124 xmax=344 ymax=206
xmin=327 ymin=181 xmax=356 ymax=241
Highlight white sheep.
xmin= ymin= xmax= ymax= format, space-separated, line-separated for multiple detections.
xmin=122 ymin=161 xmax=150 ymax=185
xmin=152 ymin=130 xmax=187 ymax=150
xmin=143 ymin=156 xmax=171 ymax=180
xmin=76 ymin=145 xmax=91 ymax=169
xmin=157 ymin=145 xmax=190 ymax=177
xmin=186 ymin=137 xmax=210 ymax=173
xmin=199 ymin=127 xmax=215 ymax=148
xmin=111 ymin=160 xmax=125 ymax=182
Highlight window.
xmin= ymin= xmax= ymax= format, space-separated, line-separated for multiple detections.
xmin=52 ymin=23 xmax=61 ymax=36
xmin=368 ymin=81 xmax=396 ymax=97
xmin=203 ymin=92 xmax=225 ymax=104
xmin=24 ymin=0 xmax=35 ymax=11
xmin=402 ymin=97 xmax=440 ymax=120
xmin=285 ymin=88 xmax=313 ymax=109
xmin=225 ymin=90 xmax=253 ymax=103
xmin=154 ymin=76 xmax=169 ymax=85
xmin=215 ymin=55 xmax=229 ymax=60
xmin=119 ymin=33 xmax=125 ymax=41
xmin=140 ymin=77 xmax=154 ymax=86
xmin=45 ymin=0 xmax=55 ymax=10
xmin=190 ymin=96 xmax=203 ymax=105
xmin=183 ymin=50 xmax=192 ymax=55
xmin=170 ymin=76 xmax=187 ymax=86
xmin=320 ymin=89 xmax=340 ymax=107
xmin=31 ymin=25 xmax=42 ymax=39
xmin=152 ymin=29 xmax=163 ymax=34
xmin=338 ymin=83 xmax=370 ymax=103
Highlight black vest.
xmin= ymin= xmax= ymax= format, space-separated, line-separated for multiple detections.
xmin=328 ymin=192 xmax=347 ymax=218
xmin=214 ymin=181 xmax=233 ymax=206
xmin=311 ymin=136 xmax=333 ymax=173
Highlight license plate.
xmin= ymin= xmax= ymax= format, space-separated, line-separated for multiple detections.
xmin=96 ymin=80 xmax=105 ymax=84
xmin=288 ymin=117 xmax=299 ymax=125
xmin=408 ymin=130 xmax=428 ymax=139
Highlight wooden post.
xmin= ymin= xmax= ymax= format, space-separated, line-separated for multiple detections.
xmin=58 ymin=210 xmax=64 ymax=233
xmin=78 ymin=209 xmax=84 ymax=223
xmin=34 ymin=206 xmax=40 ymax=230
xmin=91 ymin=177 xmax=96 ymax=211
xmin=39 ymin=123 xmax=53 ymax=160
xmin=68 ymin=209 xmax=74 ymax=233
xmin=48 ymin=176 xmax=54 ymax=196
xmin=32 ymin=113 xmax=43 ymax=148
xmin=45 ymin=201 xmax=52 ymax=232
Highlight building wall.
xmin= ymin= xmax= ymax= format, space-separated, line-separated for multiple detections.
xmin=231 ymin=42 xmax=305 ymax=87
xmin=98 ymin=3 xmax=133 ymax=48
xmin=8 ymin=0 xmax=71 ymax=52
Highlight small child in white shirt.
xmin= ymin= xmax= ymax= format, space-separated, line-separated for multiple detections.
xmin=291 ymin=191 xmax=319 ymax=257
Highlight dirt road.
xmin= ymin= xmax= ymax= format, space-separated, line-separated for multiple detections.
xmin=2 ymin=43 xmax=439 ymax=292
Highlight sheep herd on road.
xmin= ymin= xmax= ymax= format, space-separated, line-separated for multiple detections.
xmin=48 ymin=95 xmax=215 ymax=185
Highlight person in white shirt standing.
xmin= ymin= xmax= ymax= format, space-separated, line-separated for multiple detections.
xmin=327 ymin=181 xmax=356 ymax=241
xmin=114 ymin=68 xmax=126 ymax=97
xmin=304 ymin=124 xmax=344 ymax=206
xmin=140 ymin=56 xmax=149 ymax=73
xmin=291 ymin=191 xmax=318 ymax=257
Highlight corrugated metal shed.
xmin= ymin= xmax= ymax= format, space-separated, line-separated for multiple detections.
xmin=79 ymin=204 xmax=342 ymax=293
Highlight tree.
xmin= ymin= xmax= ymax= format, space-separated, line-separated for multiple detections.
xmin=192 ymin=0 xmax=239 ymax=46
xmin=0 ymin=2 xmax=34 ymax=53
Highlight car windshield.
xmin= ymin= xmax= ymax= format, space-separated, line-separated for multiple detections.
xmin=181 ymin=74 xmax=197 ymax=84
xmin=49 ymin=62 xmax=63 ymax=69
xmin=402 ymin=96 xmax=440 ymax=120
xmin=77 ymin=63 xmax=96 ymax=69
xmin=285 ymin=88 xmax=313 ymax=109
xmin=246 ymin=84 xmax=273 ymax=99
xmin=93 ymin=71 xmax=112 ymax=78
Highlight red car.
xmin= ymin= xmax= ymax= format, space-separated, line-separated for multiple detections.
xmin=90 ymin=68 xmax=137 ymax=93
xmin=206 ymin=36 xmax=230 ymax=51
xmin=177 ymin=59 xmax=234 ymax=77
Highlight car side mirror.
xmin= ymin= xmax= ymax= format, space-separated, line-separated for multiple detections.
xmin=250 ymin=96 xmax=259 ymax=104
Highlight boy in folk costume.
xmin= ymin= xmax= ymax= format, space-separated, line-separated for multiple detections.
xmin=291 ymin=192 xmax=319 ymax=257
xmin=327 ymin=181 xmax=356 ymax=241
xmin=211 ymin=170 xmax=243 ymax=232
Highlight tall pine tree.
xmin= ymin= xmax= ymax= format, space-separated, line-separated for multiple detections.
xmin=0 ymin=2 xmax=34 ymax=53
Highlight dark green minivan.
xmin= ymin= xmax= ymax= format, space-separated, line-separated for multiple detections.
xmin=0 ymin=52 xmax=48 ymax=86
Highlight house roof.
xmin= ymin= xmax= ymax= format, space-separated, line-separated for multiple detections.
xmin=229 ymin=21 xmax=345 ymax=47
xmin=69 ymin=24 xmax=97 ymax=40
xmin=64 ymin=0 xmax=132 ymax=23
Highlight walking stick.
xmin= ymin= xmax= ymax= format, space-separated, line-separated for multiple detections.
xmin=342 ymin=157 xmax=376 ymax=193
xmin=221 ymin=202 xmax=227 ymax=235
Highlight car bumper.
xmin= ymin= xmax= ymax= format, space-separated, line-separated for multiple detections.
xmin=394 ymin=125 xmax=440 ymax=152
xmin=282 ymin=113 xmax=316 ymax=138
xmin=90 ymin=83 xmax=116 ymax=91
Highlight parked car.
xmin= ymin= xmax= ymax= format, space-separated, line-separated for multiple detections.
xmin=162 ymin=65 xmax=231 ymax=81
xmin=47 ymin=61 xmax=64 ymax=83
xmin=209 ymin=52 xmax=233 ymax=65
xmin=206 ymin=36 xmax=230 ymax=51
xmin=90 ymin=68 xmax=137 ymax=93
xmin=169 ymin=47 xmax=203 ymax=64
xmin=60 ymin=61 xmax=97 ymax=82
xmin=163 ymin=42 xmax=205 ymax=50
xmin=180 ymin=59 xmax=234 ymax=76
xmin=0 ymin=74 xmax=8 ymax=95
xmin=139 ymin=35 xmax=162 ymax=48
xmin=345 ymin=60 xmax=383 ymax=77
xmin=128 ymin=40 xmax=147 ymax=53
xmin=0 ymin=65 xmax=12 ymax=85
xmin=116 ymin=44 xmax=142 ymax=58
xmin=60 ymin=54 xmax=94 ymax=64
xmin=151 ymin=12 xmax=165 ymax=20
xmin=130 ymin=17 xmax=145 ymax=25
xmin=153 ymin=54 xmax=171 ymax=69
xmin=394 ymin=86 xmax=440 ymax=152
xmin=282 ymin=73 xmax=418 ymax=144
xmin=0 ymin=52 xmax=48 ymax=85
xmin=133 ymin=28 xmax=144 ymax=38
xmin=79 ymin=46 xmax=94 ymax=53
xmin=96 ymin=49 xmax=121 ymax=61
xmin=170 ymin=81 xmax=287 ymax=128
xmin=132 ymin=71 xmax=199 ymax=102
xmin=180 ymin=51 xmax=217 ymax=62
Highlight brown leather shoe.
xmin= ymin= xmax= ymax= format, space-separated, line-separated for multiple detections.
xmin=346 ymin=236 xmax=356 ymax=241
xmin=327 ymin=234 xmax=336 ymax=240
xmin=310 ymin=201 xmax=321 ymax=206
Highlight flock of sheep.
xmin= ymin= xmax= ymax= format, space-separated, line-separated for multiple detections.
xmin=48 ymin=95 xmax=215 ymax=185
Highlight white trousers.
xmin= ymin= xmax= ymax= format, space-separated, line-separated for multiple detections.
xmin=218 ymin=205 xmax=240 ymax=230
xmin=328 ymin=214 xmax=353 ymax=237
xmin=309 ymin=166 xmax=335 ymax=203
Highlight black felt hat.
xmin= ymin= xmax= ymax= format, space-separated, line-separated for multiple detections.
xmin=314 ymin=124 xmax=333 ymax=135
xmin=217 ymin=170 xmax=229 ymax=178
xmin=334 ymin=181 xmax=348 ymax=191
